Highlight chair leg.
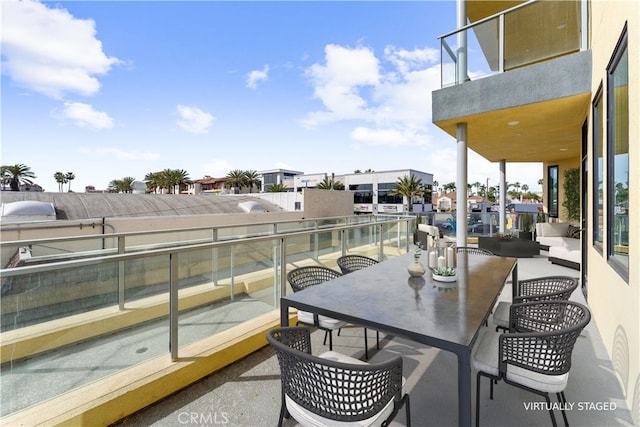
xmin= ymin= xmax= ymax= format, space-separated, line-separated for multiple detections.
xmin=544 ymin=394 xmax=558 ymax=427
xmin=328 ymin=330 xmax=333 ymax=350
xmin=476 ymin=372 xmax=483 ymax=427
xmin=558 ymin=392 xmax=569 ymax=426
xmin=376 ymin=330 xmax=380 ymax=349
xmin=364 ymin=328 xmax=369 ymax=360
xmin=405 ymin=395 xmax=411 ymax=427
xmin=323 ymin=330 xmax=329 ymax=346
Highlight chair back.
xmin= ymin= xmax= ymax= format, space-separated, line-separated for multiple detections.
xmin=456 ymin=246 xmax=493 ymax=256
xmin=336 ymin=255 xmax=379 ymax=274
xmin=287 ymin=266 xmax=342 ymax=292
xmin=287 ymin=265 xmax=342 ymax=292
xmin=516 ymin=276 xmax=578 ymax=302
xmin=267 ymin=327 xmax=403 ymax=423
xmin=502 ymin=301 xmax=591 ymax=376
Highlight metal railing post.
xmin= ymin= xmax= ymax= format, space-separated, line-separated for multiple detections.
xmin=169 ymin=252 xmax=179 ymax=362
xmin=118 ymin=235 xmax=125 ymax=310
xmin=280 ymin=237 xmax=287 ymax=298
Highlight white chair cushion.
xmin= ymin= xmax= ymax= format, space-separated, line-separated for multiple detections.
xmin=285 ymin=352 xmax=403 ymax=427
xmin=472 ymin=329 xmax=569 ymax=394
xmin=297 ymin=310 xmax=347 ymax=330
xmin=492 ymin=301 xmax=510 ymax=328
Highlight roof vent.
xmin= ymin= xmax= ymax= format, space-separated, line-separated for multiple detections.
xmin=238 ymin=201 xmax=267 ymax=213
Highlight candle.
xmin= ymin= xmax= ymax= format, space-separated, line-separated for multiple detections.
xmin=437 ymin=256 xmax=446 ymax=268
xmin=446 ymin=247 xmax=454 ymax=268
xmin=428 ymin=251 xmax=437 ymax=268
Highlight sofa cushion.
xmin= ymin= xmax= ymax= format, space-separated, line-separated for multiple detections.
xmin=549 ymin=243 xmax=581 ymax=264
xmin=536 ymin=222 xmax=570 ymax=237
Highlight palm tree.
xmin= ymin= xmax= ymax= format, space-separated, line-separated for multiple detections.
xmin=1 ymin=164 xmax=36 ymax=191
xmin=65 ymin=172 xmax=76 ymax=192
xmin=443 ymin=182 xmax=456 ymax=193
xmin=54 ymin=172 xmax=66 ymax=192
xmin=225 ymin=169 xmax=246 ymax=194
xmin=243 ymin=170 xmax=261 ymax=193
xmin=108 ymin=177 xmax=136 ymax=193
xmin=144 ymin=172 xmax=161 ymax=193
xmin=268 ymin=183 xmax=289 ymax=192
xmin=389 ymin=174 xmax=424 ymax=213
xmin=316 ymin=176 xmax=345 ymax=190
xmin=166 ymin=169 xmax=191 ymax=194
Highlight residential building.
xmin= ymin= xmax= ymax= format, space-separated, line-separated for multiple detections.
xmin=432 ymin=0 xmax=637 ymax=419
xmin=258 ymin=168 xmax=303 ymax=192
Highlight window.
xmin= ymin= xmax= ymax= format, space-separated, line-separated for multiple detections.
xmin=548 ymin=165 xmax=559 ymax=218
xmin=606 ymin=26 xmax=629 ymax=278
xmin=377 ymin=183 xmax=403 ymax=204
xmin=592 ymin=86 xmax=604 ymax=249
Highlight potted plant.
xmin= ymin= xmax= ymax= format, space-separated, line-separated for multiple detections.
xmin=431 ymin=266 xmax=457 ymax=282
xmin=518 ymin=213 xmax=534 ymax=240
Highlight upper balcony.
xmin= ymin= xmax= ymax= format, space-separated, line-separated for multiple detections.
xmin=432 ymin=0 xmax=592 ymax=164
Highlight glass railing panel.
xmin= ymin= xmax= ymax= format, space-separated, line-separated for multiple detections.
xmin=345 ymin=224 xmax=379 ymax=258
xmin=0 ymin=264 xmax=169 ymax=416
xmin=467 ymin=212 xmax=500 ymax=237
xmin=124 ymin=254 xmax=171 ymax=303
xmin=1 ymin=261 xmax=119 ymax=332
xmin=440 ymin=0 xmax=581 ymax=86
xmin=504 ymin=0 xmax=580 ymax=70
xmin=380 ymin=221 xmax=410 ymax=258
xmin=177 ymin=241 xmax=278 ymax=349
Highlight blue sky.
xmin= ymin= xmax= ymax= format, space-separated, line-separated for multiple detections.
xmin=1 ymin=0 xmax=542 ymax=193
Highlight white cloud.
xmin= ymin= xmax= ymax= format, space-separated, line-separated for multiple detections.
xmin=350 ymin=126 xmax=429 ymax=147
xmin=1 ymin=0 xmax=120 ymax=99
xmin=58 ymin=101 xmax=114 ymax=129
xmin=246 ymin=65 xmax=270 ymax=89
xmin=80 ymin=147 xmax=160 ymax=161
xmin=176 ymin=105 xmax=215 ymax=134
xmin=200 ymin=159 xmax=234 ymax=177
xmin=303 ymin=44 xmax=380 ymax=126
xmin=302 ymin=43 xmax=441 ymax=147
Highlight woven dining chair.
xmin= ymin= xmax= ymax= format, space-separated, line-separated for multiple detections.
xmin=267 ymin=327 xmax=411 ymax=427
xmin=473 ymin=300 xmax=590 ymax=427
xmin=336 ymin=255 xmax=381 ymax=352
xmin=287 ymin=265 xmax=374 ymax=359
xmin=337 ymin=254 xmax=379 ymax=274
xmin=493 ymin=276 xmax=578 ymax=332
xmin=456 ymin=246 xmax=494 ymax=256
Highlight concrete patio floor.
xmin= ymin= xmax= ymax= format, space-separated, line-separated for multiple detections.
xmin=114 ymin=255 xmax=635 ymax=427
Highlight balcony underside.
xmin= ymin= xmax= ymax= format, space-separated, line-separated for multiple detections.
xmin=432 ymin=50 xmax=592 ymax=163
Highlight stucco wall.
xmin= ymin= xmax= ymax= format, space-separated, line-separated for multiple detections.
xmin=302 ymin=188 xmax=354 ymax=218
xmin=587 ymin=2 xmax=639 ymax=422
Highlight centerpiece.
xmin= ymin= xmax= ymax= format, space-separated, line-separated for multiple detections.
xmin=431 ymin=266 xmax=457 ymax=282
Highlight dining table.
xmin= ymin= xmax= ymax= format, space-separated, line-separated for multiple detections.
xmin=280 ymin=251 xmax=517 ymax=427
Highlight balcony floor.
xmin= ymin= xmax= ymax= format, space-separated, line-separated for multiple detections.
xmin=113 ymin=253 xmax=635 ymax=427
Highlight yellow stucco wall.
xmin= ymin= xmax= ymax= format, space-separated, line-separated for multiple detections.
xmin=587 ymin=1 xmax=639 ymax=422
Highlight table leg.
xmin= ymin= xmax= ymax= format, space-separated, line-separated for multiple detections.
xmin=280 ymin=302 xmax=289 ymax=327
xmin=458 ymin=349 xmax=472 ymax=427
xmin=511 ymin=262 xmax=518 ymax=299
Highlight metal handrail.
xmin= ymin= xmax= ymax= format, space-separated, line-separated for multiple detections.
xmin=436 ymin=0 xmax=537 ymax=40
xmin=0 ymin=217 xmax=408 ymax=276
xmin=1 ymin=216 xmax=413 ymax=364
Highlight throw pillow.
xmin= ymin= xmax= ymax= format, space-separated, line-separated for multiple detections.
xmin=566 ymin=224 xmax=581 ymax=239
